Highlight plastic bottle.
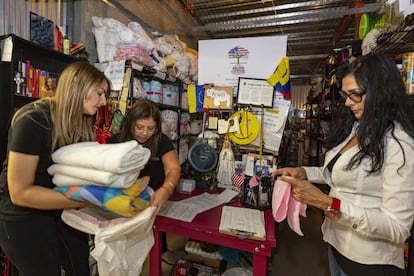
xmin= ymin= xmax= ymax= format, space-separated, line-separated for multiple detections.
xmin=63 ymin=35 xmax=70 ymax=55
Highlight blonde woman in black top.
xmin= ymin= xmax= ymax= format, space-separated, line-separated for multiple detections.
xmin=0 ymin=62 xmax=110 ymax=276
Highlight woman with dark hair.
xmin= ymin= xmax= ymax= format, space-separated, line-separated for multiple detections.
xmin=108 ymin=99 xmax=180 ymax=255
xmin=275 ymin=53 xmax=414 ymax=276
xmin=0 ymin=61 xmax=110 ymax=275
xmin=109 ymin=99 xmax=180 ymax=213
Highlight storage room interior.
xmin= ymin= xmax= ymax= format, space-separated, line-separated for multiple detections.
xmin=1 ymin=0 xmax=414 ymax=275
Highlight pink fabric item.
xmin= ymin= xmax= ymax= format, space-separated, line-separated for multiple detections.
xmin=272 ymin=179 xmax=290 ymax=222
xmin=114 ymin=47 xmax=155 ymax=67
xmin=249 ymin=175 xmax=259 ymax=188
xmin=272 ymin=179 xmax=307 ymax=236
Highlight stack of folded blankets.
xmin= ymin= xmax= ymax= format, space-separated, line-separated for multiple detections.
xmin=48 ymin=140 xmax=152 ymax=217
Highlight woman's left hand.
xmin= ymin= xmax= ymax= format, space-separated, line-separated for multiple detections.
xmin=151 ymin=187 xmax=171 ymax=214
xmin=280 ymin=175 xmax=331 ymax=210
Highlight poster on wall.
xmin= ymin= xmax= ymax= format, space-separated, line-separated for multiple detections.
xmin=30 ymin=12 xmax=55 ymax=48
xmin=198 ymin=35 xmax=287 ymax=87
xmin=250 ymin=99 xmax=291 ymax=152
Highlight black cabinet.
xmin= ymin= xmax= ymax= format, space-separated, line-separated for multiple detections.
xmin=304 ymin=101 xmax=320 ymax=166
xmin=0 ymin=62 xmax=13 ymax=165
xmin=0 ymin=34 xmax=81 ymax=164
xmin=303 ymin=86 xmax=341 ymax=166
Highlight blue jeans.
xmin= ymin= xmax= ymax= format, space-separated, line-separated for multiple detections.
xmin=0 ymin=215 xmax=89 ymax=276
xmin=328 ymin=245 xmax=348 ymax=276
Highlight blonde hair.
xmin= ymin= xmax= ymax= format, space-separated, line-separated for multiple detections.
xmin=52 ymin=62 xmax=109 ymax=150
xmin=12 ymin=62 xmax=110 ymax=151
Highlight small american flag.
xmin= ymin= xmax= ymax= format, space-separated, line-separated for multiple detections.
xmin=231 ymin=173 xmax=245 ymax=191
xmin=249 ymin=175 xmax=260 ymax=188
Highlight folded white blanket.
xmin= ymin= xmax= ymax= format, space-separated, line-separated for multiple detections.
xmin=48 ymin=164 xmax=141 ymax=188
xmin=51 ymin=141 xmax=151 ymax=174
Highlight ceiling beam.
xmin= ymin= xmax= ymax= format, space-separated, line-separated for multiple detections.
xmin=290 ymin=74 xmax=323 ymax=79
xmin=162 ymin=3 xmax=382 ymax=35
xmin=332 ymin=1 xmax=366 ymax=44
xmin=198 ymin=0 xmax=348 ymax=20
xmin=289 ymin=54 xmax=329 ymax=60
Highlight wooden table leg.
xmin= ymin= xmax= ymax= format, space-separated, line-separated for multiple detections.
xmin=149 ymin=226 xmax=162 ymax=276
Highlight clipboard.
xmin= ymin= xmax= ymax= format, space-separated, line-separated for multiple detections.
xmin=219 ymin=206 xmax=266 ymax=241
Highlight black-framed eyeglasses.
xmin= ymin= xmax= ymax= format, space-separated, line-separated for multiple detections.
xmin=134 ymin=124 xmax=157 ymax=134
xmin=339 ymin=90 xmax=366 ymax=103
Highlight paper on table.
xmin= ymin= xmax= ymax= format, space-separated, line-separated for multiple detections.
xmin=219 ymin=206 xmax=266 ymax=240
xmin=216 ymin=188 xmax=239 ymax=203
xmin=158 ymin=201 xmax=199 ymax=222
xmin=157 ymin=189 xmax=239 ymax=222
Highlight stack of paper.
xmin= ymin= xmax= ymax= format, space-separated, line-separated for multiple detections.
xmin=219 ymin=206 xmax=266 ymax=240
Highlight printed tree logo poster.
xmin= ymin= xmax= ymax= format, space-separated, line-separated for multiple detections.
xmin=198 ymin=36 xmax=287 ymax=87
xmin=228 ymin=46 xmax=250 ymax=75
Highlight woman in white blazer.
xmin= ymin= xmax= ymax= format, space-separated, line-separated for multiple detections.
xmin=276 ymin=53 xmax=414 ymax=276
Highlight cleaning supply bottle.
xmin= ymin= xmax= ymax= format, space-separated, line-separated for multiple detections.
xmin=63 ymin=35 xmax=70 ymax=55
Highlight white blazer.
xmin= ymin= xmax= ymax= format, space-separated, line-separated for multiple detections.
xmin=304 ymin=123 xmax=414 ymax=269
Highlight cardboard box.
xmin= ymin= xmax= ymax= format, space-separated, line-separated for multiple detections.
xmin=173 ymin=259 xmax=215 ymax=276
xmin=186 ymin=253 xmax=226 ymax=274
xmin=177 ymin=179 xmax=196 ymax=194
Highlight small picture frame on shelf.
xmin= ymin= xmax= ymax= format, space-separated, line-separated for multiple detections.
xmin=39 ymin=75 xmax=57 ymax=98
xmin=30 ymin=12 xmax=54 ymax=48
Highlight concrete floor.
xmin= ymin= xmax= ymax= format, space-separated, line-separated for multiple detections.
xmin=140 ymin=205 xmax=330 ymax=276
xmin=270 ymin=206 xmax=330 ymax=276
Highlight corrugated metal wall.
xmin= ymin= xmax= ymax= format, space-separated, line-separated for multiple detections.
xmin=0 ymin=0 xmax=66 ymax=39
xmin=0 ymin=0 xmax=312 ymax=109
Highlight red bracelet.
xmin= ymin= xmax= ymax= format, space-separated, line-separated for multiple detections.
xmin=331 ymin=197 xmax=341 ymax=211
xmin=160 ymin=185 xmax=173 ymax=196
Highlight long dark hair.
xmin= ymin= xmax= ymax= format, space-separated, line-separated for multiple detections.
xmin=119 ymin=99 xmax=162 ymax=157
xmin=327 ymin=53 xmax=414 ymax=174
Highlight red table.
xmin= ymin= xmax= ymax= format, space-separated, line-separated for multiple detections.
xmin=149 ymin=190 xmax=276 ymax=275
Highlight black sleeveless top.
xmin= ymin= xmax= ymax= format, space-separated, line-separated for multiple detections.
xmin=327 ymin=153 xmax=341 ymax=173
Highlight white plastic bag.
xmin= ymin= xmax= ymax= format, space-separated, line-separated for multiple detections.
xmin=62 ymin=205 xmax=156 ymax=276
xmin=222 ymin=267 xmax=252 ymax=276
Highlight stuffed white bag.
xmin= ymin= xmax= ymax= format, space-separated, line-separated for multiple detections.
xmin=62 ymin=205 xmax=156 ymax=276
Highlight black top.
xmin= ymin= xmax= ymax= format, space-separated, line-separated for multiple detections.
xmin=326 ymin=152 xmax=341 ymax=173
xmin=108 ymin=133 xmax=175 ymax=190
xmin=0 ymin=101 xmax=60 ymax=219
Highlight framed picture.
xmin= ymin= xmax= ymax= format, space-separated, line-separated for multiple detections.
xmin=39 ymin=75 xmax=57 ymax=98
xmin=203 ymin=86 xmax=233 ymax=110
xmin=237 ymin=77 xmax=274 ymax=107
xmin=30 ymin=12 xmax=54 ymax=47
